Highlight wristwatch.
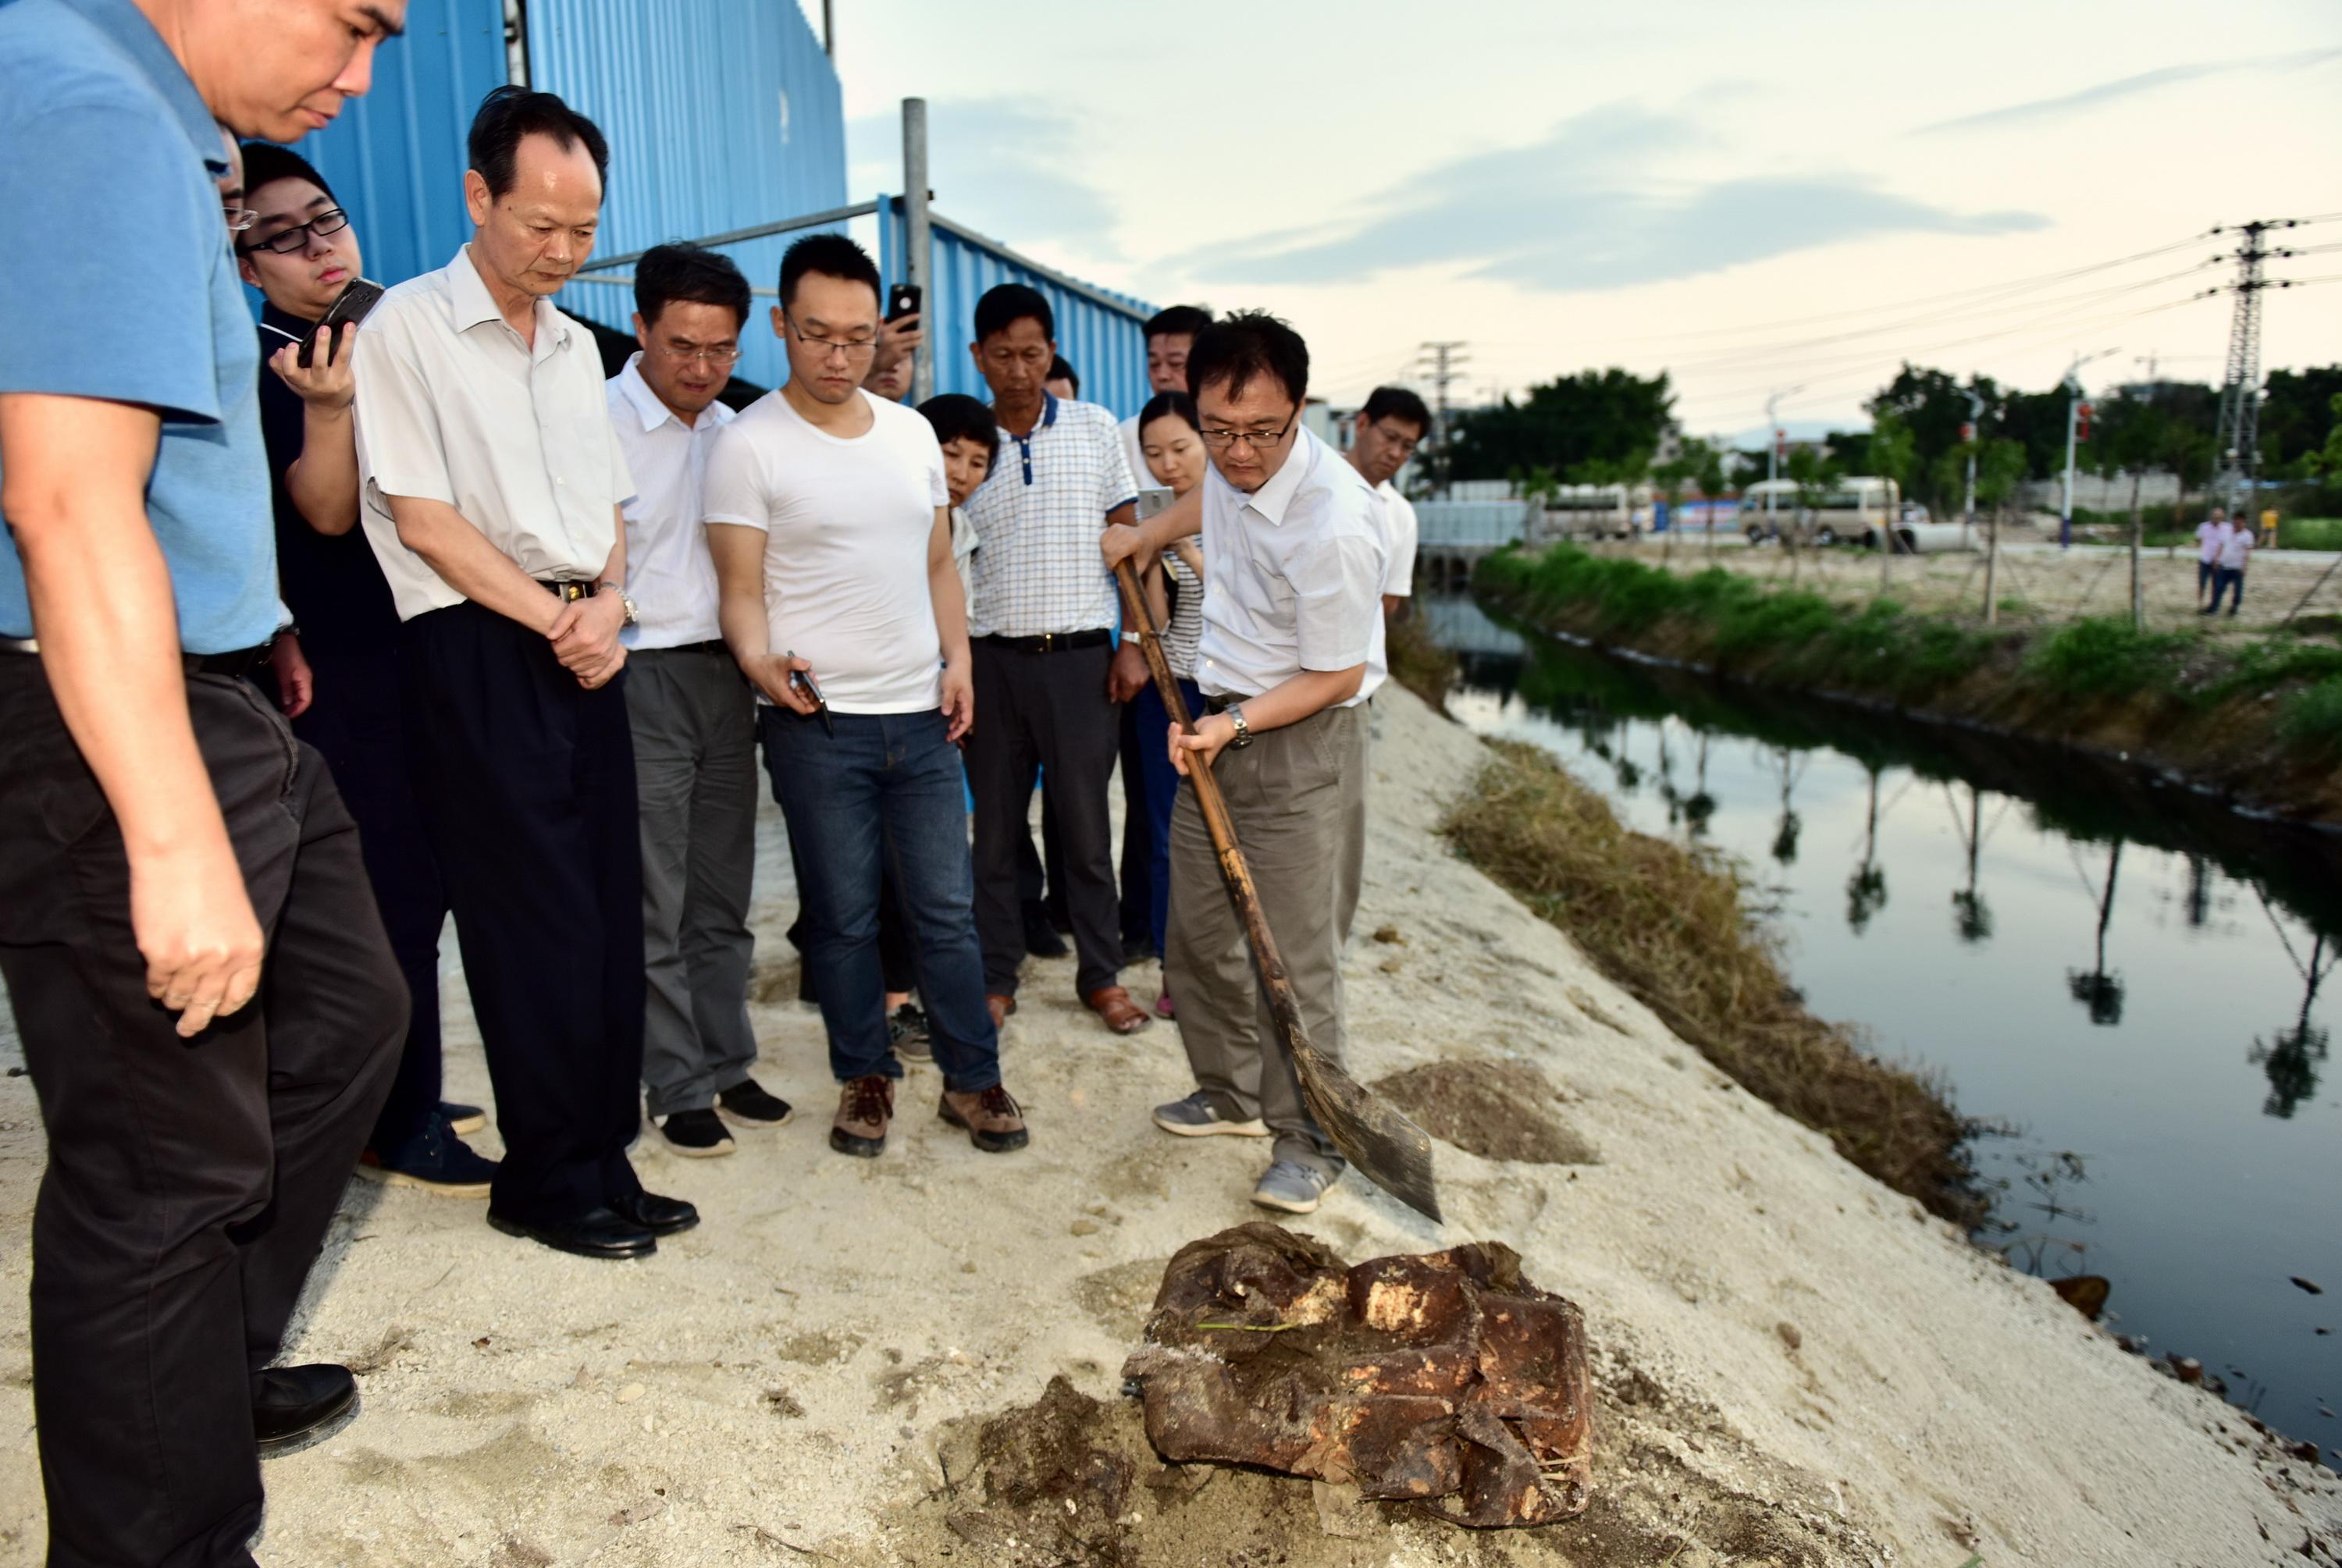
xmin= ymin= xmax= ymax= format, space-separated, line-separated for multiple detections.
xmin=596 ymin=579 xmax=639 ymax=628
xmin=1227 ymin=704 xmax=1252 ymax=748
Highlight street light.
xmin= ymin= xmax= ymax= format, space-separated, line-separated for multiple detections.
xmin=2060 ymin=348 xmax=2118 ymax=549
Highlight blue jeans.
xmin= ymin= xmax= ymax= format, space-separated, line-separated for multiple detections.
xmin=1133 ymin=674 xmax=1205 ymax=958
xmin=758 ymin=706 xmax=1001 ymax=1092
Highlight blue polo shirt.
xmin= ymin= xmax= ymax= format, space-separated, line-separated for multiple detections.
xmin=0 ymin=0 xmax=278 ymax=654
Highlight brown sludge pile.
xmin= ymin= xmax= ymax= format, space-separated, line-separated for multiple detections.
xmin=1119 ymin=1222 xmax=1593 ymax=1527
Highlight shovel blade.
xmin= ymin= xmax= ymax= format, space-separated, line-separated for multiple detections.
xmin=1292 ymin=1041 xmax=1441 ymax=1224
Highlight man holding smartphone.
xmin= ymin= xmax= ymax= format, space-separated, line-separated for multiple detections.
xmin=0 ymin=2 xmax=408 ymax=1560
xmin=706 ymin=234 xmax=1026 ymax=1161
xmin=236 ymin=140 xmax=494 ymax=1197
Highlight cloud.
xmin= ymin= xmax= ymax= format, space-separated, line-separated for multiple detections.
xmin=845 ymin=98 xmax=1119 ymax=255
xmin=1172 ymin=105 xmax=2045 ymax=295
xmin=1916 ymin=45 xmax=2342 ymax=135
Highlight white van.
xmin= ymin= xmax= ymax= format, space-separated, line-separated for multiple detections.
xmin=1737 ymin=478 xmax=1969 ymax=553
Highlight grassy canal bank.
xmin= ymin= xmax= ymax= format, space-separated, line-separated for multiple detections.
xmin=1474 ymin=543 xmax=2342 ymax=823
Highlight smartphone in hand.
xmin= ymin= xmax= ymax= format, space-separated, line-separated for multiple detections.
xmin=887 ymin=283 xmax=921 ymax=323
xmin=301 ymin=277 xmax=386 ymax=368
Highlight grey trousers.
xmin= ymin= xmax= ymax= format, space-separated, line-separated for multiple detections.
xmin=627 ymin=645 xmax=760 ymax=1117
xmin=1166 ymin=702 xmax=1369 ymax=1178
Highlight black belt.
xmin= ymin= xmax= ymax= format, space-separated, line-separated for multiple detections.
xmin=539 ymin=578 xmax=601 ymax=602
xmin=648 ymin=639 xmax=729 ymax=656
xmin=0 ymin=635 xmax=272 ymax=681
xmin=978 ymin=629 xmax=1110 ymax=654
xmin=1203 ymin=692 xmax=1258 ymax=714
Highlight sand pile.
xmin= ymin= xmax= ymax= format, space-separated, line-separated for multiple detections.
xmin=0 ymin=685 xmax=2335 ymax=1566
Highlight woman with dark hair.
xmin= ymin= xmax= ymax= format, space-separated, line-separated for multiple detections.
xmin=1132 ymin=389 xmax=1209 ymax=1015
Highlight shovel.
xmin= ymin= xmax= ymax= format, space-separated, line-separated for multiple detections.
xmin=1112 ymin=556 xmax=1441 ymax=1223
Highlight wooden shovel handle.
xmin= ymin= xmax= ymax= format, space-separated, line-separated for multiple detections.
xmin=1112 ymin=557 xmax=1325 ymax=1066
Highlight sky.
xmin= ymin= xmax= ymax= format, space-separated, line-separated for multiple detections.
xmin=812 ymin=0 xmax=2342 ymax=443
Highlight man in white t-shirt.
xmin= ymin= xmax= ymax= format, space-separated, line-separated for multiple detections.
xmin=703 ymin=234 xmax=1026 ymax=1163
xmin=2209 ymin=512 xmax=2253 ymax=617
xmin=2194 ymin=507 xmax=2230 ymax=610
xmin=1343 ymin=386 xmax=1431 ymax=614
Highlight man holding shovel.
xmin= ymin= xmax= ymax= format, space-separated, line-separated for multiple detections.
xmin=1104 ymin=312 xmax=1386 ymax=1214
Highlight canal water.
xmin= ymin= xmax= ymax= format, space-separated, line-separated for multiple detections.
xmin=1422 ymin=593 xmax=2342 ymax=1445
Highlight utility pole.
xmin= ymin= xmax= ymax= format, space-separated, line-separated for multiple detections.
xmin=1417 ymin=341 xmax=1468 ymax=498
xmin=2059 ymin=348 xmax=2116 ymax=549
xmin=1962 ymin=387 xmax=1982 ymax=552
xmin=902 ymin=98 xmax=933 ymax=404
xmin=2209 ymin=219 xmax=2301 ymax=515
xmin=1764 ymin=386 xmax=1803 ymax=541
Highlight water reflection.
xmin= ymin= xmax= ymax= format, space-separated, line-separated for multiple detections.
xmin=1434 ymin=593 xmax=2342 ymax=1442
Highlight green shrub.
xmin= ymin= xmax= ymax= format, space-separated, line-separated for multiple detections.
xmin=2023 ymin=617 xmax=2190 ymax=697
xmin=2279 ymin=676 xmax=2342 ymax=753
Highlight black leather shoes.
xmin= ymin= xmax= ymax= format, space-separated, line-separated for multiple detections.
xmin=253 ymin=1364 xmax=358 ymax=1453
xmin=612 ymin=1189 xmax=699 ymax=1237
xmin=487 ymin=1205 xmax=657 ymax=1260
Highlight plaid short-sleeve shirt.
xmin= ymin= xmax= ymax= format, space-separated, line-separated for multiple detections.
xmin=963 ymin=393 xmax=1137 ymax=638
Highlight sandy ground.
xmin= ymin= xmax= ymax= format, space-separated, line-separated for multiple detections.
xmin=1601 ymin=523 xmax=2342 ymax=636
xmin=2 ymin=687 xmax=2338 ymax=1566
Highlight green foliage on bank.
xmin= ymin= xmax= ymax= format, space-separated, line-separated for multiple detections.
xmin=1474 ymin=543 xmax=2006 ymax=702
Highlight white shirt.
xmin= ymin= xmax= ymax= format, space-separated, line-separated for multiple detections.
xmin=1120 ymin=413 xmax=1150 ymax=499
xmin=2218 ymin=525 xmax=2254 ymax=572
xmin=1194 ymin=428 xmax=1387 ymax=708
xmin=606 ymin=354 xmax=735 ymax=648
xmin=2198 ymin=520 xmax=2230 ymax=564
xmin=1378 ymin=480 xmax=1418 ymax=599
xmin=949 ymin=503 xmax=980 ymax=622
xmin=701 ymin=389 xmax=951 ymax=714
xmin=352 ymin=245 xmax=633 ymax=621
xmin=962 ymin=393 xmax=1137 ymax=638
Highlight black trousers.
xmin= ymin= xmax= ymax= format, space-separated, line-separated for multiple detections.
xmin=1116 ymin=696 xmax=1154 ymax=954
xmin=292 ymin=645 xmax=448 ymax=1150
xmin=966 ymin=638 xmax=1123 ymax=996
xmin=400 ymin=604 xmax=646 ymax=1221
xmin=0 ymin=659 xmax=404 ymax=1568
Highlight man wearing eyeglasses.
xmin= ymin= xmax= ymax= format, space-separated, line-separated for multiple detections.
xmin=351 ymin=87 xmax=697 ymax=1261
xmin=1101 ymin=312 xmax=1386 ymax=1216
xmin=1344 ymin=386 xmax=1432 ymax=614
xmin=605 ymin=243 xmax=793 ymax=1159
xmin=233 ymin=140 xmax=497 ymax=1201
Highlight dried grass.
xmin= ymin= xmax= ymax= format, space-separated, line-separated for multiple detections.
xmin=1443 ymin=739 xmax=1976 ymax=1221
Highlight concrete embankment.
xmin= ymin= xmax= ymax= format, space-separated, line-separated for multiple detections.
xmin=0 ymin=686 xmax=2333 ymax=1565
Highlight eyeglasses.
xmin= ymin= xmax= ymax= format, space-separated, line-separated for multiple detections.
xmin=652 ymin=341 xmax=741 ymax=368
xmin=1196 ymin=412 xmax=1297 ymax=452
xmin=221 ymin=204 xmax=258 ymax=233
xmin=784 ymin=314 xmax=877 ymax=359
xmin=240 ymin=207 xmax=351 ymax=255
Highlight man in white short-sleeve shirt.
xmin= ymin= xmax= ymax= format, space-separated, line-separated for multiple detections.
xmin=352 ymin=87 xmax=696 ymax=1264
xmin=604 ymin=243 xmax=799 ymax=1161
xmin=704 ymin=233 xmax=1027 ymax=1166
xmin=1344 ymin=385 xmax=1431 ymax=613
xmin=2194 ymin=507 xmax=2231 ymax=609
xmin=1101 ymin=312 xmax=1387 ymax=1218
xmin=2209 ymin=509 xmax=2254 ymax=617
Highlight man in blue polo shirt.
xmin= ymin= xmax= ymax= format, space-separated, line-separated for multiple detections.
xmin=0 ymin=2 xmax=405 ymax=1562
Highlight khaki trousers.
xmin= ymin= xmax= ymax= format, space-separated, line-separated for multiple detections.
xmin=1165 ymin=702 xmax=1369 ymax=1177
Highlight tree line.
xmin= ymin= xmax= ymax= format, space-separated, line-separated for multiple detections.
xmin=1443 ymin=361 xmax=2342 ymax=520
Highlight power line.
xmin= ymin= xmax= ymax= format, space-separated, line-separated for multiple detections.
xmin=2211 ymin=219 xmax=2295 ymax=509
xmin=1416 ymin=341 xmax=1468 ymax=499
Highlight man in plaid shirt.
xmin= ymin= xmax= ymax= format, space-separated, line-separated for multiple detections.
xmin=961 ymin=284 xmax=1153 ymax=1036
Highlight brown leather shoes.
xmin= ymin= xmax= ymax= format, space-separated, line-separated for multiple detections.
xmin=939 ymin=1085 xmax=1030 ymax=1153
xmin=830 ymin=1074 xmax=894 ymax=1158
xmin=1084 ymin=986 xmax=1151 ymax=1034
xmin=986 ymin=993 xmax=1016 ymax=1029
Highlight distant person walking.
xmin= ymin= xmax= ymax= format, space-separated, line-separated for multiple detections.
xmin=2195 ymin=507 xmax=2230 ymax=610
xmin=2209 ymin=515 xmax=2253 ymax=617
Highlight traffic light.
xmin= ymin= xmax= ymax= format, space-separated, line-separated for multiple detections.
xmin=2076 ymin=401 xmax=2094 ymax=442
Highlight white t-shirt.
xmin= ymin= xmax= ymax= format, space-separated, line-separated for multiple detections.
xmin=1378 ymin=480 xmax=1418 ymax=599
xmin=2218 ymin=525 xmax=2254 ymax=572
xmin=2197 ymin=520 xmax=2229 ymax=564
xmin=701 ymin=390 xmax=950 ymax=714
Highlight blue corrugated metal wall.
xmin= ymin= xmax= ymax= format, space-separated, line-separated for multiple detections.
xmin=291 ymin=0 xmax=506 ymax=293
xmin=881 ymin=202 xmax=1154 ymax=421
xmin=532 ymin=0 xmax=845 ymax=391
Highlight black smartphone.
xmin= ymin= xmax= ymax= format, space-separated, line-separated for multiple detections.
xmin=301 ymin=276 xmax=386 ymax=368
xmin=786 ymin=659 xmax=835 ymax=736
xmin=887 ymin=283 xmax=921 ymax=324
